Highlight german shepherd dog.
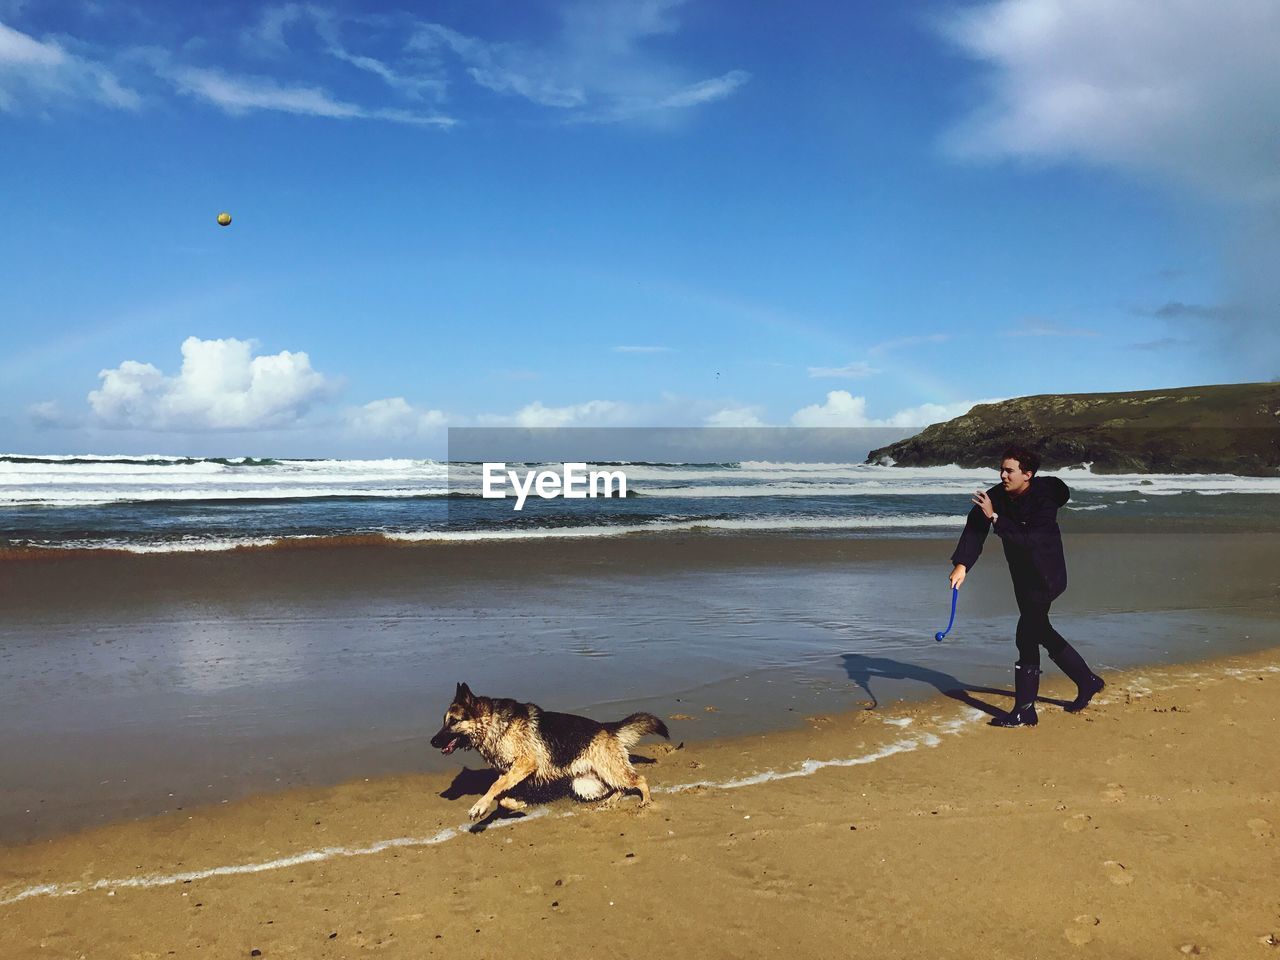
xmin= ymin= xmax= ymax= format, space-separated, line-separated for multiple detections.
xmin=430 ymin=683 xmax=670 ymax=821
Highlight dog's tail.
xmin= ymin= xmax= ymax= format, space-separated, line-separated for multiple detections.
xmin=605 ymin=712 xmax=670 ymax=749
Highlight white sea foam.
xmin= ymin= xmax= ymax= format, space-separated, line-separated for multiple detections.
xmin=0 ymin=457 xmax=449 ymax=505
xmin=11 ymin=515 xmax=956 ymax=552
xmin=387 ymin=514 xmax=955 ymax=543
xmin=1 ymin=453 xmax=197 ymax=462
xmin=3 ymin=456 xmax=1276 ymax=507
xmin=14 ymin=514 xmax=952 ymax=552
xmin=878 ymin=716 xmax=914 ymax=727
xmin=65 ymin=537 xmax=296 ymax=554
xmin=0 ymin=811 xmax=546 ymax=908
xmin=1 ymin=487 xmax=445 ymax=506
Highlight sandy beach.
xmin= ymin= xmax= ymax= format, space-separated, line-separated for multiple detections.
xmin=1 ymin=645 xmax=1277 ymax=959
xmin=0 ymin=529 xmax=1277 ymax=957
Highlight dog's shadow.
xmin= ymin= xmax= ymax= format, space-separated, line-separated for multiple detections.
xmin=439 ymin=755 xmax=658 ymax=832
xmin=841 ymin=653 xmax=1069 ymax=718
xmin=437 ymin=769 xmax=550 ymax=833
xmin=439 ymin=766 xmax=499 ymax=801
xmin=439 ymin=753 xmax=658 ymax=803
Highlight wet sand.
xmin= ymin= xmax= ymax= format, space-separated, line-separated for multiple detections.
xmin=1 ymin=532 xmax=1277 ymax=843
xmin=1 ymin=648 xmax=1278 ymax=959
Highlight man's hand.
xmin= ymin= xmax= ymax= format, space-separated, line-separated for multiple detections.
xmin=949 ymin=564 xmax=966 ymax=589
xmin=971 ymin=490 xmax=995 ymax=519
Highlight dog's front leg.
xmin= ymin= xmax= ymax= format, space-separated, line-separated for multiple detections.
xmin=469 ymin=760 xmax=536 ymax=821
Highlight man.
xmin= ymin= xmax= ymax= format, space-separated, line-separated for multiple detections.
xmin=948 ymin=446 xmax=1104 ymax=727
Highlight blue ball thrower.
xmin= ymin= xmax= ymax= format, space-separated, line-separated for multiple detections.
xmin=935 ymin=587 xmax=959 ymax=642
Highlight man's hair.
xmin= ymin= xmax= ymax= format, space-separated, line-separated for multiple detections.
xmin=1001 ymin=445 xmax=1041 ymax=475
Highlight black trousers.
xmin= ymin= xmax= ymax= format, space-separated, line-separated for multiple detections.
xmin=1013 ymin=588 xmax=1068 ymax=666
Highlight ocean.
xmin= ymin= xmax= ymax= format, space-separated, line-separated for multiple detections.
xmin=3 ymin=455 xmax=1280 ymax=552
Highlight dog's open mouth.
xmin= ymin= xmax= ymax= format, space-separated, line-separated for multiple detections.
xmin=441 ymin=736 xmax=462 ymax=755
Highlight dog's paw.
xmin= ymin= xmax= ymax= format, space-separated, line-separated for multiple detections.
xmin=468 ymin=799 xmax=493 ymax=821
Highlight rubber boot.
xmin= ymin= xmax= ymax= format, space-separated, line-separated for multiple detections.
xmin=991 ymin=664 xmax=1040 ymax=727
xmin=1050 ymin=642 xmax=1105 ymax=713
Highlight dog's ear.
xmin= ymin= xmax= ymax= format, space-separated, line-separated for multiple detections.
xmin=456 ymin=682 xmax=474 ymax=704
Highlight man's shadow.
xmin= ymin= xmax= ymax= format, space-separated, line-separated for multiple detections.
xmin=840 ymin=653 xmax=1068 ymax=718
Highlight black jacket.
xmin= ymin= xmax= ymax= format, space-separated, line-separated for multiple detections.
xmin=950 ymin=475 xmax=1071 ymax=604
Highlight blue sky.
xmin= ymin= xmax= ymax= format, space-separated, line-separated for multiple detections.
xmin=1 ymin=0 xmax=1276 ymax=457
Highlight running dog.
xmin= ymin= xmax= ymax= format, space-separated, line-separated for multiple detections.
xmin=430 ymin=683 xmax=670 ymax=821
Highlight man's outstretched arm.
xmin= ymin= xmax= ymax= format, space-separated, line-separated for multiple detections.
xmin=950 ymin=503 xmax=991 ymax=573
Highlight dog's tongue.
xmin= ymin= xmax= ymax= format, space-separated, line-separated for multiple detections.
xmin=441 ymin=737 xmax=460 ymax=755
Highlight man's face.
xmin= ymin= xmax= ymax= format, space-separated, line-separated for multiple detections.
xmin=1000 ymin=458 xmax=1034 ymax=495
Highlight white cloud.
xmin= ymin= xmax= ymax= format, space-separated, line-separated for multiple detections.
xmin=878 ymin=399 xmax=1005 ymax=428
xmin=27 ymin=400 xmax=66 ymax=428
xmin=790 ymin=391 xmax=1002 ymax=428
xmin=488 ymin=368 xmax=541 ymax=381
xmin=167 ymin=64 xmax=360 ymax=117
xmin=3 ymin=3 xmax=735 ymax=128
xmin=0 ymin=20 xmax=141 ymax=113
xmin=1004 ymin=319 xmax=1099 ymax=338
xmin=0 ymin=20 xmax=57 ymax=66
xmin=326 ymin=46 xmax=446 ymax=101
xmin=476 ymin=392 xmax=761 ymax=428
xmin=88 ymin=336 xmax=334 ymax=430
xmin=867 ymin=334 xmax=949 ymax=357
xmin=790 ymin=391 xmax=874 ymax=427
xmin=416 ymin=23 xmax=586 ymax=108
xmin=807 ymin=361 xmax=879 ymax=379
xmin=163 ymin=65 xmax=455 ymax=126
xmin=410 ymin=0 xmax=749 ymax=123
xmin=243 ymin=5 xmax=448 ymax=101
xmin=511 ymin=399 xmax=633 ymax=428
xmin=704 ymin=405 xmax=766 ymax=427
xmin=471 ymin=399 xmax=645 ymax=427
xmin=657 ymin=70 xmax=749 ymax=109
xmin=1128 ymin=337 xmax=1191 ymax=352
xmin=940 ymin=0 xmax=1280 ymax=203
xmin=241 ymin=3 xmax=306 ymax=54
xmin=345 ymin=397 xmax=446 ymax=439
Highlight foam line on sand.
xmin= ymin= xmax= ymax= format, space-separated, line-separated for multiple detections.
xmin=0 ymin=715 xmax=985 ymax=908
xmin=7 ymin=658 xmax=1273 ymax=910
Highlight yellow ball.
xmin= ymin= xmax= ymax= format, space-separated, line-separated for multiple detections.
xmin=216 ymin=212 xmax=232 ymax=226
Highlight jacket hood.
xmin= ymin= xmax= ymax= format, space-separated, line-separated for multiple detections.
xmin=1032 ymin=475 xmax=1070 ymax=506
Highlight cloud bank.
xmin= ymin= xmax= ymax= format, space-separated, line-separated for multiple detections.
xmin=941 ymin=0 xmax=1280 ymax=375
xmin=940 ymin=0 xmax=1280 ymax=203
